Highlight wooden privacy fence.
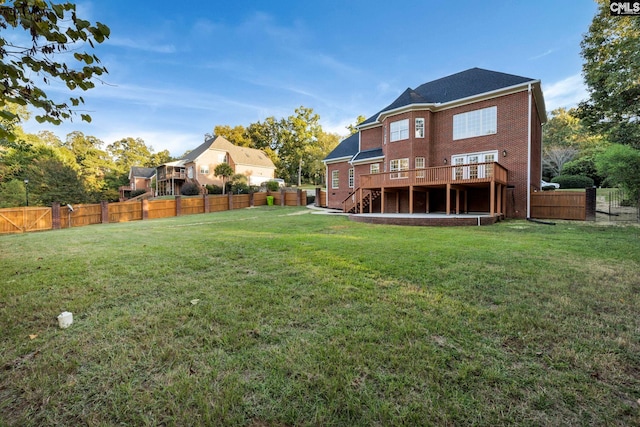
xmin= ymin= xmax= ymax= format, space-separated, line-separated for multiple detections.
xmin=530 ymin=188 xmax=596 ymax=221
xmin=0 ymin=190 xmax=307 ymax=235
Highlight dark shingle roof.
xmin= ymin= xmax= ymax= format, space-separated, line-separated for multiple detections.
xmin=352 ymin=148 xmax=383 ymax=163
xmin=324 ymin=133 xmax=359 ymax=162
xmin=362 ymin=68 xmax=535 ymax=125
xmin=130 ymin=167 xmax=156 ymax=178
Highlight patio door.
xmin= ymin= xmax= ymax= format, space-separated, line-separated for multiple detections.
xmin=452 ymin=151 xmax=497 ymax=180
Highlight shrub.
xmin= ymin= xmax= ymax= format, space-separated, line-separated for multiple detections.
xmin=265 ymin=180 xmax=280 ymax=192
xmin=552 ymin=175 xmax=594 ymax=189
xmin=180 ymin=182 xmax=201 ymax=196
xmin=230 ymin=182 xmax=250 ymax=194
xmin=130 ymin=189 xmax=147 ymax=198
xmin=561 ymin=156 xmax=604 ymax=187
xmin=206 ymin=184 xmax=223 ymax=194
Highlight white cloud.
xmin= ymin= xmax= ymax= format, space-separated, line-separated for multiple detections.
xmin=543 ymin=74 xmax=588 ymax=111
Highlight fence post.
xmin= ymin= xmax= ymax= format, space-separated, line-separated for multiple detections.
xmin=585 ymin=187 xmax=596 ymax=221
xmin=101 ymin=201 xmax=109 ymax=224
xmin=281 ymin=188 xmax=286 ymax=206
xmin=175 ymin=196 xmax=182 ymax=217
xmin=51 ymin=202 xmax=61 ymax=230
xmin=228 ymin=192 xmax=233 ymax=210
xmin=142 ymin=199 xmax=149 ymax=220
xmin=203 ymin=194 xmax=210 ymax=213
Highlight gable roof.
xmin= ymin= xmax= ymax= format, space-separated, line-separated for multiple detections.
xmin=170 ymin=136 xmax=275 ymax=169
xmin=324 ymin=133 xmax=359 ymax=162
xmin=209 ymin=136 xmax=275 ymax=168
xmin=361 ymin=68 xmax=539 ymax=126
xmin=129 ymin=166 xmax=156 ymax=179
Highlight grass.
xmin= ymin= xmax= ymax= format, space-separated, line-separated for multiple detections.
xmin=1 ymin=206 xmax=639 ymax=426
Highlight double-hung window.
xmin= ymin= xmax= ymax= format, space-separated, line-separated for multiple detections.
xmin=390 ymin=158 xmax=409 ymax=179
xmin=415 ymin=118 xmax=425 ymax=138
xmin=453 ymin=106 xmax=497 ymax=140
xmin=200 ymin=165 xmax=209 ymax=174
xmin=370 ymin=163 xmax=380 ymax=174
xmin=390 ymin=119 xmax=409 ymax=142
xmin=331 ymin=170 xmax=339 ymax=189
xmin=348 ymin=168 xmax=354 ymax=188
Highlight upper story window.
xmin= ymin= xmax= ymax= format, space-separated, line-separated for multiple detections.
xmin=453 ymin=106 xmax=497 ymax=140
xmin=370 ymin=163 xmax=380 ymax=174
xmin=415 ymin=118 xmax=425 ymax=138
xmin=331 ymin=170 xmax=339 ymax=189
xmin=187 ymin=166 xmax=194 ymax=179
xmin=200 ymin=165 xmax=209 ymax=174
xmin=348 ymin=168 xmax=354 ymax=188
xmin=390 ymin=119 xmax=409 ymax=142
xmin=415 ymin=157 xmax=425 ymax=169
xmin=390 ymin=158 xmax=409 ymax=179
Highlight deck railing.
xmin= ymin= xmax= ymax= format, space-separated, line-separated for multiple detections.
xmin=360 ymin=162 xmax=507 ymax=188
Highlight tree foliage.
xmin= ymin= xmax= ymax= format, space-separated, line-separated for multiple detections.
xmin=347 ymin=115 xmax=366 ymax=136
xmin=0 ymin=0 xmax=110 ymax=140
xmin=214 ymin=162 xmax=233 ymax=195
xmin=595 ymin=144 xmax=640 ymax=195
xmin=578 ymin=0 xmax=640 ymax=147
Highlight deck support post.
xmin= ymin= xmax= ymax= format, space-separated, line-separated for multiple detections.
xmin=409 ymin=186 xmax=414 ymax=214
xmin=446 ymin=183 xmax=451 ymax=215
xmin=380 ymin=188 xmax=385 ymax=213
xmin=490 ymin=182 xmax=495 ymax=216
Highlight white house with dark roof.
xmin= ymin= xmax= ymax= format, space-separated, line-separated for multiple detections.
xmin=323 ymin=68 xmax=547 ymax=220
xmin=156 ymin=136 xmax=276 ymax=196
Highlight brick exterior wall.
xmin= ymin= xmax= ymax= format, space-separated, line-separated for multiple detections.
xmin=326 ymin=87 xmax=543 ymax=219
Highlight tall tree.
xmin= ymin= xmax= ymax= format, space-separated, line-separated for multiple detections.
xmin=0 ymin=1 xmax=110 ymax=140
xmin=578 ymin=0 xmax=640 ymax=148
xmin=213 ymin=124 xmax=253 ymax=147
xmin=280 ymin=106 xmax=321 ymax=186
xmin=63 ymin=131 xmax=111 ymax=195
xmin=214 ymin=162 xmax=233 ymax=195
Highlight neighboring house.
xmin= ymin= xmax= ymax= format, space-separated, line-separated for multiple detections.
xmin=156 ymin=135 xmax=276 ymax=196
xmin=323 ymin=68 xmax=547 ymax=219
xmin=119 ymin=166 xmax=155 ymax=201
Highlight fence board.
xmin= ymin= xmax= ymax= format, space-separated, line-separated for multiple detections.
xmin=208 ymin=195 xmax=229 ymax=212
xmin=530 ymin=191 xmax=586 ymax=220
xmin=232 ymin=194 xmax=251 ymax=209
xmin=147 ymin=200 xmax=176 ymax=219
xmin=254 ymin=192 xmax=267 ymax=206
xmin=108 ymin=202 xmax=142 ymax=223
xmin=182 ymin=197 xmax=204 ymax=215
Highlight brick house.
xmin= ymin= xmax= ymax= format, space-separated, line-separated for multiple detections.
xmin=118 ymin=166 xmax=155 ymax=201
xmin=323 ymin=68 xmax=547 ymax=219
xmin=156 ymin=136 xmax=276 ymax=196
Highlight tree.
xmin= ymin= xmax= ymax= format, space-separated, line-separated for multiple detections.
xmin=347 ymin=115 xmax=366 ymax=135
xmin=280 ymin=106 xmax=321 ymax=186
xmin=305 ymin=130 xmax=340 ymax=185
xmin=214 ymin=162 xmax=233 ymax=195
xmin=578 ymin=0 xmax=640 ymax=148
xmin=543 ymin=146 xmax=579 ymax=179
xmin=0 ymin=1 xmax=110 ymax=140
xmin=595 ymin=144 xmax=640 ymax=196
xmin=213 ymin=125 xmax=253 ymax=148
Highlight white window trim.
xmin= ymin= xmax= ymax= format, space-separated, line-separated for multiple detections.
xmin=453 ymin=106 xmax=497 ymax=140
xmin=390 ymin=119 xmax=409 ymax=142
xmin=390 ymin=158 xmax=409 ymax=179
xmin=415 ymin=118 xmax=425 ymax=138
xmin=370 ymin=163 xmax=380 ymax=174
xmin=331 ymin=170 xmax=339 ymax=189
xmin=451 ymin=151 xmax=498 ymax=180
xmin=348 ymin=168 xmax=354 ymax=188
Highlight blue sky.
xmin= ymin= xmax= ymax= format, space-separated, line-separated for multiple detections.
xmin=22 ymin=0 xmax=599 ymax=157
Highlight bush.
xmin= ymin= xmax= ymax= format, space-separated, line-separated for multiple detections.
xmin=552 ymin=175 xmax=594 ymax=189
xmin=130 ymin=189 xmax=147 ymax=198
xmin=561 ymin=156 xmax=604 ymax=187
xmin=206 ymin=184 xmax=223 ymax=194
xmin=230 ymin=182 xmax=250 ymax=194
xmin=265 ymin=180 xmax=280 ymax=192
xmin=180 ymin=182 xmax=201 ymax=196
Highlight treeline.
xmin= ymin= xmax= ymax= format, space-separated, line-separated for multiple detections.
xmin=0 ymin=104 xmax=344 ymax=207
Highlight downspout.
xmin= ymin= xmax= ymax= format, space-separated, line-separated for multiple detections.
xmin=526 ymin=83 xmax=532 ymax=218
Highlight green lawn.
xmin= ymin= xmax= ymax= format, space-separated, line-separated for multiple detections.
xmin=1 ymin=207 xmax=639 ymax=426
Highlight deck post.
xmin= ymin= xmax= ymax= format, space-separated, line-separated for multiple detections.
xmin=359 ymin=187 xmax=363 ymax=214
xmin=446 ymin=183 xmax=451 ymax=215
xmin=426 ymin=191 xmax=430 ymax=213
xmin=380 ymin=188 xmax=385 ymax=213
xmin=455 ymin=189 xmax=460 ymax=214
xmin=490 ymin=183 xmax=495 ymax=216
xmin=409 ymin=185 xmax=414 ymax=214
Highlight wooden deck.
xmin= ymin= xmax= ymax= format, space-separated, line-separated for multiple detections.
xmin=344 ymin=162 xmax=508 ymax=217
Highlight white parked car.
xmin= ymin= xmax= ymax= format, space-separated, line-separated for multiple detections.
xmin=541 ymin=180 xmax=560 ymax=189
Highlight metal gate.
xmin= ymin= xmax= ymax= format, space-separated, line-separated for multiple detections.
xmin=596 ymin=189 xmax=640 ymax=223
